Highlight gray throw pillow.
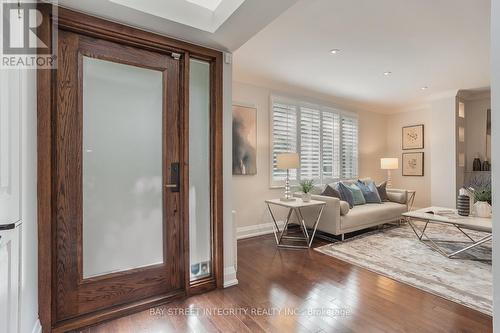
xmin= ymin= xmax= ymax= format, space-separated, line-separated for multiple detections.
xmin=335 ymin=182 xmax=354 ymax=208
xmin=377 ymin=181 xmax=390 ymax=202
xmin=321 ymin=185 xmax=341 ymax=199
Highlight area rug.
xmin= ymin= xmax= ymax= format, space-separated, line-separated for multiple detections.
xmin=315 ymin=223 xmax=492 ymax=315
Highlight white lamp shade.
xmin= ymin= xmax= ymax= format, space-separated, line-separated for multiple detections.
xmin=277 ymin=153 xmax=300 ymax=169
xmin=380 ymin=158 xmax=399 ymax=170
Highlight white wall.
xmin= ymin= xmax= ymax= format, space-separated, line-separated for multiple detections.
xmin=232 ymin=81 xmax=387 ymax=236
xmin=20 ymin=70 xmax=40 ymax=333
xmin=429 ymin=96 xmax=458 ymax=207
xmin=491 ymin=0 xmax=499 ymax=330
xmin=386 ymin=106 xmax=432 ymax=209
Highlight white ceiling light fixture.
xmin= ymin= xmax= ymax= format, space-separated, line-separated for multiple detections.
xmin=330 ymin=48 xmax=341 ymax=54
xmin=383 ymin=71 xmax=392 ymax=76
xmin=421 ymin=86 xmax=429 ymax=90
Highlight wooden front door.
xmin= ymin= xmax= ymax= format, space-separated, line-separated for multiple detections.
xmin=53 ymin=30 xmax=183 ymax=322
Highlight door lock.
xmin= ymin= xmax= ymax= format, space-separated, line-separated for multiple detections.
xmin=166 ymin=162 xmax=180 ymax=192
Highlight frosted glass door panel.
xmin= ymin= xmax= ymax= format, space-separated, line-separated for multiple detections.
xmin=82 ymin=56 xmax=164 ymax=279
xmin=189 ymin=59 xmax=211 ymax=281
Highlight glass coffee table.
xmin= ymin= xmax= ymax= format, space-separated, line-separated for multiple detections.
xmin=402 ymin=207 xmax=492 ymax=259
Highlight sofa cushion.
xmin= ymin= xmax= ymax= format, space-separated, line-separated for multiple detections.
xmin=347 ymin=183 xmax=366 ymax=205
xmin=339 ymin=201 xmax=350 ymax=216
xmin=321 ymin=185 xmax=341 ymax=199
xmin=340 ymin=202 xmax=407 ymax=229
xmin=335 ymin=182 xmax=354 ymax=208
xmin=387 ymin=191 xmax=407 ymax=204
xmin=356 ymin=180 xmax=382 ymax=204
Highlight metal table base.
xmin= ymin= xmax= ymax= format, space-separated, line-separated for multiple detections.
xmin=408 ymin=218 xmax=492 ymax=259
xmin=266 ymin=203 xmax=325 ymax=249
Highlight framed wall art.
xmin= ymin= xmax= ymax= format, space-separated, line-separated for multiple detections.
xmin=402 ymin=152 xmax=424 ymax=176
xmin=402 ymin=124 xmax=424 ymax=150
xmin=232 ymin=104 xmax=257 ymax=175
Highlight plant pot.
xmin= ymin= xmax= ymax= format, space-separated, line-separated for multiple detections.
xmin=302 ymin=192 xmax=311 ymax=202
xmin=473 ymin=201 xmax=492 ymax=218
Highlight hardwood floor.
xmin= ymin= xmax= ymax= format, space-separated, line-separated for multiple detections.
xmin=77 ymin=234 xmax=492 ymax=333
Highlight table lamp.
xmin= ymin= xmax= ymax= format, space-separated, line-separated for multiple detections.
xmin=277 ymin=153 xmax=300 ymax=201
xmin=380 ymin=158 xmax=398 ymax=188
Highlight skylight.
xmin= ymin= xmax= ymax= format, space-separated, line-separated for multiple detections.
xmin=108 ymin=0 xmax=245 ymax=33
xmin=185 ymin=0 xmax=222 ymax=11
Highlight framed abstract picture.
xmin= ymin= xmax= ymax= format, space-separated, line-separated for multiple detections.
xmin=402 ymin=124 xmax=424 ymax=150
xmin=232 ymin=105 xmax=257 ymax=175
xmin=402 ymin=152 xmax=424 ymax=176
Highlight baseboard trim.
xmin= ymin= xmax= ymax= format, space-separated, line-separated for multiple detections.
xmin=31 ymin=319 xmax=42 ymax=333
xmin=237 ymin=221 xmax=284 ymax=240
xmin=223 ymin=265 xmax=238 ymax=288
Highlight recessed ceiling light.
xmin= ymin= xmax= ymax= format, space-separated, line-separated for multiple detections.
xmin=421 ymin=86 xmax=429 ymax=90
xmin=383 ymin=71 xmax=392 ymax=76
xmin=330 ymin=49 xmax=341 ymax=54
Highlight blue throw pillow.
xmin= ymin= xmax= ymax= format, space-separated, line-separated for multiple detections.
xmin=347 ymin=183 xmax=366 ymax=205
xmin=356 ymin=180 xmax=382 ymax=204
xmin=335 ymin=182 xmax=354 ymax=208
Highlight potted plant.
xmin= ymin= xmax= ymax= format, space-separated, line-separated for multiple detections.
xmin=299 ymin=179 xmax=314 ymax=202
xmin=471 ymin=187 xmax=492 ymax=218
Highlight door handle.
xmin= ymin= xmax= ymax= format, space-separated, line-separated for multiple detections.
xmin=166 ymin=162 xmax=180 ymax=192
xmin=0 ymin=223 xmax=15 ymax=231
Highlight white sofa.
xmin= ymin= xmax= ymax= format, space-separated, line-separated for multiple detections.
xmin=294 ymin=180 xmax=409 ymax=240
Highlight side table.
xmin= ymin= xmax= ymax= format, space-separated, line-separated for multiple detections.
xmin=265 ymin=199 xmax=325 ymax=249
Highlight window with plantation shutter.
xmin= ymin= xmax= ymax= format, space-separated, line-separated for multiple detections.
xmin=270 ymin=96 xmax=358 ymax=186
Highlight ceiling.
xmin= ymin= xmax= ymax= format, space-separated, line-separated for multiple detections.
xmin=54 ymin=0 xmax=299 ymax=51
xmin=233 ymin=0 xmax=491 ymax=113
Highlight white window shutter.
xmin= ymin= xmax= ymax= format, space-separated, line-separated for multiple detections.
xmin=271 ymin=102 xmax=297 ymax=182
xmin=340 ymin=115 xmax=358 ymax=179
xmin=322 ymin=111 xmax=340 ymax=183
xmin=299 ymin=107 xmax=321 ymax=181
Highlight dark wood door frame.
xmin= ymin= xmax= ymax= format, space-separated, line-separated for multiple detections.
xmin=37 ymin=7 xmax=223 ymax=333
